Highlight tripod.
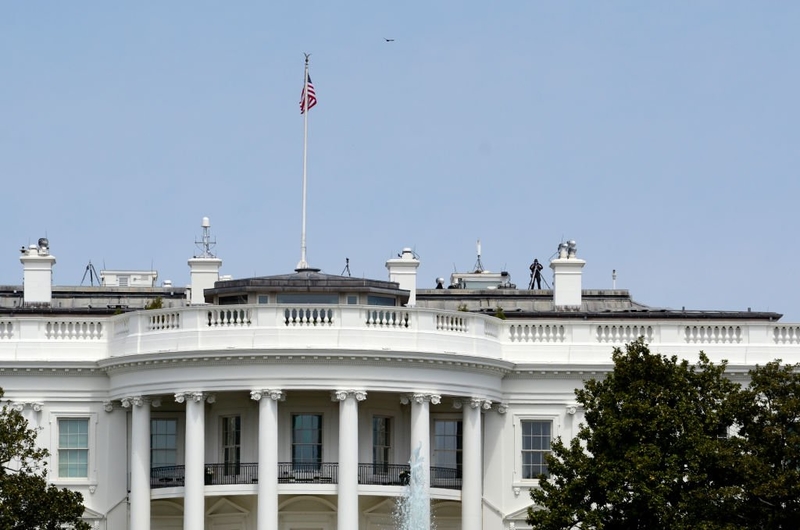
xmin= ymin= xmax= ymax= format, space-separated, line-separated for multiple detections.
xmin=81 ymin=261 xmax=101 ymax=286
xmin=528 ymin=260 xmax=550 ymax=290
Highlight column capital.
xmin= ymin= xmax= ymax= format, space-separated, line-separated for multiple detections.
xmin=121 ymin=396 xmax=147 ymax=408
xmin=331 ymin=390 xmax=368 ymax=402
xmin=174 ymin=391 xmax=214 ymax=404
xmin=453 ymin=397 xmax=493 ymax=410
xmin=103 ymin=401 xmax=115 ymax=412
xmin=251 ymin=389 xmax=285 ymax=402
xmin=416 ymin=393 xmax=441 ymax=405
xmin=400 ymin=393 xmax=440 ymax=405
xmin=496 ymin=403 xmax=509 ymax=414
xmin=9 ymin=401 xmax=45 ymax=413
xmin=566 ymin=404 xmax=579 ymax=415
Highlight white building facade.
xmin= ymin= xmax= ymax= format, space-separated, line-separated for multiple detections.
xmin=1 ymin=237 xmax=797 ymax=530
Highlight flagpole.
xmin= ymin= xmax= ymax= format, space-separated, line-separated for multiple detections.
xmin=297 ymin=53 xmax=310 ymax=270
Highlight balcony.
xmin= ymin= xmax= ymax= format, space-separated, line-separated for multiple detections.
xmin=151 ymin=463 xmax=461 ymax=490
xmin=2 ymin=304 xmax=795 ymax=367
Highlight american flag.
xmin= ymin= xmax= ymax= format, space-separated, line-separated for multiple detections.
xmin=299 ymin=73 xmax=317 ymax=114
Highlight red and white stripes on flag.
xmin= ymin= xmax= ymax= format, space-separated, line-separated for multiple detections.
xmin=299 ymin=73 xmax=317 ymax=114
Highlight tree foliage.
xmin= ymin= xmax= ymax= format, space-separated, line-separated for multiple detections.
xmin=0 ymin=389 xmax=91 ymax=530
xmin=729 ymin=361 xmax=800 ymax=528
xmin=527 ymin=339 xmax=746 ymax=530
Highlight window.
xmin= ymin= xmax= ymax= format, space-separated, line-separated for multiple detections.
xmin=257 ymin=295 xmax=269 ymax=304
xmin=277 ymin=293 xmax=338 ymax=304
xmin=222 ymin=416 xmax=241 ymax=476
xmin=219 ymin=295 xmax=247 ymax=305
xmin=521 ymin=420 xmax=551 ymax=479
xmin=346 ymin=295 xmax=358 ymax=305
xmin=373 ymin=417 xmax=391 ymax=473
xmin=433 ymin=419 xmax=462 ymax=476
xmin=367 ymin=295 xmax=395 ymax=306
xmin=292 ymin=414 xmax=322 ymax=470
xmin=151 ymin=419 xmax=178 ymax=468
xmin=58 ymin=418 xmax=89 ymax=478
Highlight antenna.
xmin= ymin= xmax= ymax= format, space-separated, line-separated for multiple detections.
xmin=341 ymin=257 xmax=351 ymax=277
xmin=612 ymin=269 xmax=617 ymax=289
xmin=195 ymin=217 xmax=216 ymax=258
xmin=473 ymin=239 xmax=484 ymax=273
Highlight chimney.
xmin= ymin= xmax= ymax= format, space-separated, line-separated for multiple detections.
xmin=187 ymin=217 xmax=222 ymax=305
xmin=20 ymin=238 xmax=56 ymax=306
xmin=550 ymin=240 xmax=585 ymax=310
xmin=386 ymin=247 xmax=421 ymax=307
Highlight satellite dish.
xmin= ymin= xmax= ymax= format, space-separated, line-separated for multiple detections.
xmin=38 ymin=238 xmax=49 ymax=249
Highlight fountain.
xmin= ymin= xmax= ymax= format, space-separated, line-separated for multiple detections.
xmin=394 ymin=444 xmax=434 ymax=530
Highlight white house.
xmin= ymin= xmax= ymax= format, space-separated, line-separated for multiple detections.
xmin=1 ymin=227 xmax=796 ymax=530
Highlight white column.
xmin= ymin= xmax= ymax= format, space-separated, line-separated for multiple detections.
xmin=461 ymin=398 xmax=489 ymax=530
xmin=125 ymin=397 xmax=151 ymax=530
xmin=334 ymin=390 xmax=366 ymax=530
xmin=176 ymin=392 xmax=211 ymax=530
xmin=403 ymin=392 xmax=440 ymax=525
xmin=251 ymin=390 xmax=283 ymax=530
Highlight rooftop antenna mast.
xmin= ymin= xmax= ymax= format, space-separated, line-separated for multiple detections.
xmin=195 ymin=217 xmax=216 ymax=258
xmin=473 ymin=239 xmax=484 ymax=273
xmin=341 ymin=257 xmax=351 ymax=277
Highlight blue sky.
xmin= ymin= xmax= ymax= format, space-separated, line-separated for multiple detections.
xmin=2 ymin=2 xmax=799 ymax=320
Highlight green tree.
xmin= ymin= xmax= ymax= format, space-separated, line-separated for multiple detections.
xmin=145 ymin=296 xmax=164 ymax=310
xmin=0 ymin=389 xmax=91 ymax=530
xmin=527 ymin=340 xmax=742 ymax=530
xmin=730 ymin=361 xmax=800 ymax=528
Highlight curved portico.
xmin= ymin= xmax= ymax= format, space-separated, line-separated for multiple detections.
xmin=109 ymin=344 xmax=506 ymax=530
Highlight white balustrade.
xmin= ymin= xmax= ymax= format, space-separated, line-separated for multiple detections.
xmin=147 ymin=311 xmax=181 ymax=331
xmin=596 ymin=325 xmax=653 ymax=344
xmin=684 ymin=325 xmax=741 ymax=344
xmin=207 ymin=308 xmax=251 ymax=327
xmin=435 ymin=313 xmax=468 ymax=333
xmin=0 ymin=321 xmax=12 ymax=339
xmin=365 ymin=308 xmax=410 ymax=329
xmin=509 ymin=324 xmax=565 ymax=343
xmin=45 ymin=320 xmax=104 ymax=340
xmin=283 ymin=306 xmax=334 ymax=327
xmin=0 ymin=305 xmax=799 ymax=365
xmin=774 ymin=325 xmax=800 ymax=345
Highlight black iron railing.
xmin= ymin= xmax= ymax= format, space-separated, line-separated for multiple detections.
xmin=151 ymin=465 xmax=185 ymax=488
xmin=277 ymin=462 xmax=338 ymax=483
xmin=430 ymin=466 xmax=462 ymax=490
xmin=357 ymin=463 xmax=410 ymax=486
xmin=151 ymin=462 xmax=461 ymax=490
xmin=203 ymin=462 xmax=259 ymax=485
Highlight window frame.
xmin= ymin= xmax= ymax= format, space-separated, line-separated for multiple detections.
xmin=291 ymin=413 xmax=324 ymax=471
xmin=221 ymin=415 xmax=242 ymax=476
xmin=432 ymin=416 xmax=463 ymax=477
xmin=150 ymin=417 xmax=179 ymax=469
xmin=372 ymin=415 xmax=393 ymax=474
xmin=514 ymin=414 xmax=558 ymax=485
xmin=50 ymin=412 xmax=97 ymax=486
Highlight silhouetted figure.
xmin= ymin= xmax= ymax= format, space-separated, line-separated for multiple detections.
xmin=529 ymin=259 xmax=543 ymax=290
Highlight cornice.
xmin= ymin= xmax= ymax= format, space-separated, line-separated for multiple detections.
xmin=506 ymin=365 xmax=755 ymax=380
xmin=98 ymin=350 xmax=514 ymax=377
xmin=0 ymin=364 xmax=102 ymax=377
